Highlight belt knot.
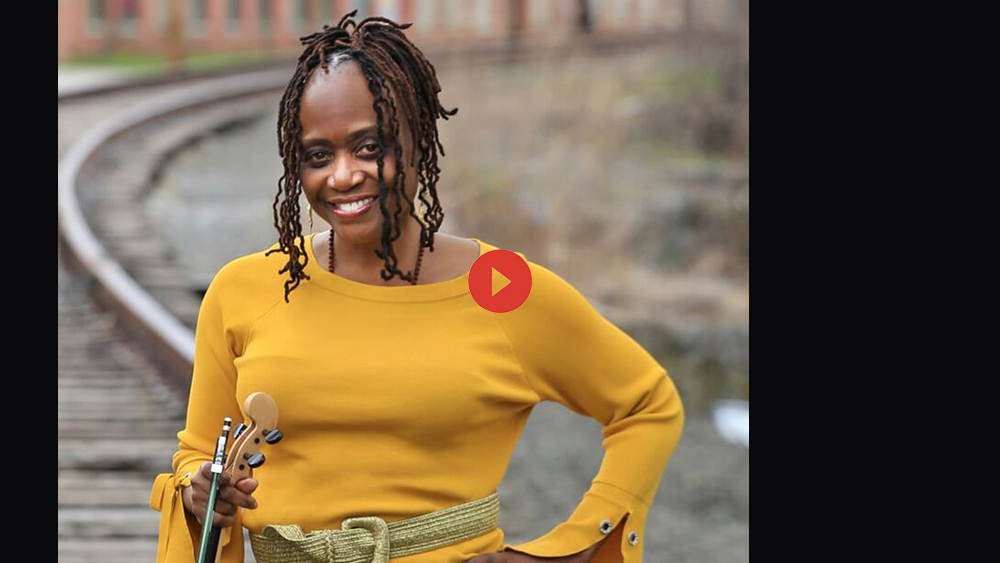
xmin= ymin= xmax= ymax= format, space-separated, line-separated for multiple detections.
xmin=341 ymin=516 xmax=390 ymax=563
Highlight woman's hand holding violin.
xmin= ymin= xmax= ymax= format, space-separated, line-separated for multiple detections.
xmin=181 ymin=460 xmax=259 ymax=528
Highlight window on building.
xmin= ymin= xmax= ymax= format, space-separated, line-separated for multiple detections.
xmin=444 ymin=0 xmax=463 ymax=31
xmin=415 ymin=0 xmax=437 ymax=32
xmin=87 ymin=0 xmax=105 ymax=35
xmin=156 ymin=0 xmax=167 ymax=33
xmin=120 ymin=0 xmax=139 ymax=36
xmin=607 ymin=0 xmax=629 ymax=29
xmin=472 ymin=0 xmax=492 ymax=35
xmin=349 ymin=0 xmax=368 ymax=20
xmin=228 ymin=0 xmax=242 ymax=35
xmin=260 ymin=0 xmax=272 ymax=36
xmin=190 ymin=0 xmax=207 ymax=36
xmin=372 ymin=0 xmax=400 ymax=22
xmin=294 ymin=0 xmax=314 ymax=34
xmin=528 ymin=0 xmax=553 ymax=29
xmin=318 ymin=0 xmax=333 ymax=27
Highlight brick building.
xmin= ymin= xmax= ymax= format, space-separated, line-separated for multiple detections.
xmin=58 ymin=0 xmax=740 ymax=63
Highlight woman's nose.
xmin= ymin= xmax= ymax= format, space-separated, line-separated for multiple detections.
xmin=329 ymin=155 xmax=363 ymax=190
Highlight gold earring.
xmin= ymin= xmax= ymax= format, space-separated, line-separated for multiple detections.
xmin=307 ymin=201 xmax=314 ymax=232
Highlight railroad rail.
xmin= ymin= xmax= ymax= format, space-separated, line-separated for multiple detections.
xmin=58 ymin=62 xmax=292 ymax=562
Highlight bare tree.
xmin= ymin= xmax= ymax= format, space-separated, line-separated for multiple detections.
xmin=576 ymin=0 xmax=592 ymax=34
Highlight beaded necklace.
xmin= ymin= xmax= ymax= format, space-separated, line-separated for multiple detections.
xmin=328 ymin=229 xmax=425 ymax=285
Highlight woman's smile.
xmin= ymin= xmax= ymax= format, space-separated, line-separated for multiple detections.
xmin=329 ymin=196 xmax=376 ymax=218
xmin=297 ymin=60 xmax=420 ymax=248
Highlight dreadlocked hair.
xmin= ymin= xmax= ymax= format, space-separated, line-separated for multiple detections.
xmin=265 ymin=9 xmax=459 ymax=303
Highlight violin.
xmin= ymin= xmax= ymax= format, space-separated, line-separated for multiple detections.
xmin=197 ymin=392 xmax=283 ymax=563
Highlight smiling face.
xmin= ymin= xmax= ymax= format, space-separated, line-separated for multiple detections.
xmin=298 ymin=60 xmax=420 ymax=248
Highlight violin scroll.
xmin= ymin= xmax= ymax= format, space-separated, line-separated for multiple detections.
xmin=225 ymin=392 xmax=282 ymax=482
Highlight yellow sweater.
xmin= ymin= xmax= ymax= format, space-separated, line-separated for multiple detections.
xmin=150 ymin=233 xmax=685 ymax=563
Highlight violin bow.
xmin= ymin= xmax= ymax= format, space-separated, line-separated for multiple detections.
xmin=196 ymin=392 xmax=283 ymax=563
xmin=196 ymin=417 xmax=232 ymax=563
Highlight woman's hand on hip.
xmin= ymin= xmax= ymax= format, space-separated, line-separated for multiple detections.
xmin=464 ymin=540 xmax=604 ymax=563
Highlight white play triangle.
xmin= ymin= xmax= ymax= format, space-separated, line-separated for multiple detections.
xmin=491 ymin=267 xmax=511 ymax=296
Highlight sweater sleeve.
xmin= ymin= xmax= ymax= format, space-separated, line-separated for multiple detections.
xmin=149 ymin=264 xmax=247 ymax=563
xmin=494 ymin=259 xmax=685 ymax=563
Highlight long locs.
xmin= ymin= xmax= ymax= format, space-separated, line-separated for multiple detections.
xmin=268 ymin=11 xmax=458 ymax=302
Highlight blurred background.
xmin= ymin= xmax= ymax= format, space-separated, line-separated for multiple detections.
xmin=58 ymin=1 xmax=748 ymax=562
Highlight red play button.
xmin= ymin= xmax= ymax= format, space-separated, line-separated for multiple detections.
xmin=469 ymin=250 xmax=532 ymax=312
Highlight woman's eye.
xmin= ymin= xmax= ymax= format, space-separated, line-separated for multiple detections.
xmin=303 ymin=143 xmax=382 ymax=166
xmin=306 ymin=151 xmax=328 ymax=164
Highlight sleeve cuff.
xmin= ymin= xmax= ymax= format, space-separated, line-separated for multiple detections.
xmin=500 ymin=481 xmax=648 ymax=563
xmin=149 ymin=471 xmax=245 ymax=563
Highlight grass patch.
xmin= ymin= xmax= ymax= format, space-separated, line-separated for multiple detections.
xmin=634 ymin=139 xmax=734 ymax=165
xmin=632 ymin=66 xmax=722 ymax=100
xmin=64 ymin=49 xmax=285 ymax=75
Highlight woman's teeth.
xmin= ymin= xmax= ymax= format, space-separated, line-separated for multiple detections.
xmin=336 ymin=197 xmax=374 ymax=212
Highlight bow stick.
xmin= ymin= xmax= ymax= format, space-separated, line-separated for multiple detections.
xmin=196 ymin=392 xmax=283 ymax=563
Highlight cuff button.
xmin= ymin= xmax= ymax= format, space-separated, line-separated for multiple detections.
xmin=599 ymin=519 xmax=613 ymax=534
xmin=627 ymin=531 xmax=639 ymax=546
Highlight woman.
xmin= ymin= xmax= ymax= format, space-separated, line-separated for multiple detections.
xmin=151 ymin=11 xmax=684 ymax=563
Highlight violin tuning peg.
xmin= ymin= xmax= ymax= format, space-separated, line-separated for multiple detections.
xmin=233 ymin=423 xmax=246 ymax=439
xmin=264 ymin=428 xmax=283 ymax=444
xmin=246 ymin=452 xmax=265 ymax=468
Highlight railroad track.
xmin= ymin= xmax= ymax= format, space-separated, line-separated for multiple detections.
xmin=57 ymin=67 xmax=292 ymax=562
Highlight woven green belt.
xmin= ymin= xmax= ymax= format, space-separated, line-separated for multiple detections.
xmin=249 ymin=491 xmax=500 ymax=563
